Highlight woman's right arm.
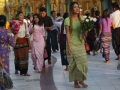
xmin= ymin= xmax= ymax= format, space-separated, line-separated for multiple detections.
xmin=65 ymin=25 xmax=71 ymax=55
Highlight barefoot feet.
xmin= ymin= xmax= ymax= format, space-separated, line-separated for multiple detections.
xmin=79 ymin=81 xmax=88 ymax=88
xmin=74 ymin=81 xmax=80 ymax=88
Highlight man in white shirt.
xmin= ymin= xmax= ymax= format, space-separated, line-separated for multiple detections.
xmin=56 ymin=13 xmax=64 ymax=22
xmin=50 ymin=11 xmax=59 ymax=52
xmin=111 ymin=2 xmax=120 ymax=60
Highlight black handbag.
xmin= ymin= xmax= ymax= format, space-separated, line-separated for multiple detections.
xmin=0 ymin=68 xmax=13 ymax=89
xmin=94 ymin=40 xmax=100 ymax=51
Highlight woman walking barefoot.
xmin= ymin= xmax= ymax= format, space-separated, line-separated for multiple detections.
xmin=64 ymin=2 xmax=88 ymax=88
xmin=13 ymin=11 xmax=30 ymax=76
xmin=98 ymin=9 xmax=115 ymax=63
xmin=29 ymin=14 xmax=45 ymax=73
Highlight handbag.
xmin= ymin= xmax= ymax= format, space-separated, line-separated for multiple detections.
xmin=44 ymin=49 xmax=48 ymax=58
xmin=94 ymin=39 xmax=100 ymax=51
xmin=85 ymin=43 xmax=90 ymax=51
xmin=0 ymin=68 xmax=13 ymax=89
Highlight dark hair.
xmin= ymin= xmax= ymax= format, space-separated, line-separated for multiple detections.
xmin=33 ymin=14 xmax=43 ymax=27
xmin=39 ymin=7 xmax=46 ymax=12
xmin=27 ymin=15 xmax=30 ymax=19
xmin=0 ymin=15 xmax=6 ymax=27
xmin=24 ymin=16 xmax=27 ymax=19
xmin=57 ymin=13 xmax=61 ymax=17
xmin=69 ymin=2 xmax=81 ymax=33
xmin=112 ymin=2 xmax=119 ymax=10
xmin=63 ymin=12 xmax=69 ymax=19
xmin=95 ymin=10 xmax=100 ymax=16
xmin=102 ymin=9 xmax=110 ymax=24
xmin=17 ymin=11 xmax=23 ymax=16
xmin=51 ymin=11 xmax=55 ymax=15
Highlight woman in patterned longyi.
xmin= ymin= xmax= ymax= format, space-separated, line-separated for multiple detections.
xmin=98 ymin=9 xmax=115 ymax=63
xmin=64 ymin=2 xmax=88 ymax=88
xmin=13 ymin=11 xmax=30 ymax=76
xmin=0 ymin=15 xmax=15 ymax=74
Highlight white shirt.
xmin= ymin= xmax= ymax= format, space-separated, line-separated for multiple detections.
xmin=110 ymin=10 xmax=120 ymax=28
xmin=51 ymin=17 xmax=58 ymax=30
xmin=18 ymin=24 xmax=29 ymax=38
xmin=55 ymin=21 xmax=66 ymax=34
xmin=56 ymin=16 xmax=63 ymax=22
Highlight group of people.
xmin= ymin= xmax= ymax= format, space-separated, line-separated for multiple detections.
xmin=0 ymin=6 xmax=68 ymax=76
xmin=1 ymin=1 xmax=120 ymax=89
xmin=84 ymin=2 xmax=120 ymax=64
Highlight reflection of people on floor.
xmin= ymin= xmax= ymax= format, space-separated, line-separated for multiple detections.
xmin=55 ymin=12 xmax=69 ymax=71
xmin=39 ymin=7 xmax=53 ymax=66
xmin=29 ymin=14 xmax=45 ymax=73
xmin=64 ymin=2 xmax=88 ymax=88
xmin=50 ymin=11 xmax=59 ymax=53
xmin=98 ymin=9 xmax=115 ymax=63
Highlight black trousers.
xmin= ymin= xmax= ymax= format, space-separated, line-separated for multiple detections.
xmin=50 ymin=29 xmax=58 ymax=51
xmin=114 ymin=27 xmax=120 ymax=55
xmin=112 ymin=29 xmax=119 ymax=56
xmin=44 ymin=32 xmax=51 ymax=60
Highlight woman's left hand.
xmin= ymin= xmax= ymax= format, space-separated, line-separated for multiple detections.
xmin=25 ymin=34 xmax=29 ymax=38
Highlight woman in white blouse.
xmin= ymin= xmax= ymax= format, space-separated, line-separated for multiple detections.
xmin=13 ymin=11 xmax=30 ymax=76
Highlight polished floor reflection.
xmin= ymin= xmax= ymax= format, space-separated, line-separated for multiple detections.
xmin=9 ymin=45 xmax=120 ymax=90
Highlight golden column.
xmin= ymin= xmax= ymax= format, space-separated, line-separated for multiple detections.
xmin=36 ymin=7 xmax=39 ymax=13
xmin=60 ymin=0 xmax=65 ymax=15
xmin=63 ymin=2 xmax=67 ymax=13
xmin=50 ymin=0 xmax=54 ymax=10
xmin=22 ymin=6 xmax=26 ymax=15
xmin=112 ymin=0 xmax=117 ymax=2
xmin=30 ymin=6 xmax=32 ymax=13
xmin=82 ymin=0 xmax=91 ymax=10
xmin=54 ymin=0 xmax=59 ymax=12
xmin=32 ymin=4 xmax=34 ymax=13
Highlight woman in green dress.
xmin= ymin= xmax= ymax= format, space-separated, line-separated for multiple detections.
xmin=64 ymin=2 xmax=88 ymax=88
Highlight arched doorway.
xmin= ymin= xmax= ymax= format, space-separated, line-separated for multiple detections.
xmin=26 ymin=6 xmax=30 ymax=16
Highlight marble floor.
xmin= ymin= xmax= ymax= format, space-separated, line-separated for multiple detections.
xmin=9 ymin=46 xmax=120 ymax=90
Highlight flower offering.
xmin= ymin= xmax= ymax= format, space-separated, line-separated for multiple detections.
xmin=11 ymin=20 xmax=23 ymax=34
xmin=81 ymin=16 xmax=97 ymax=31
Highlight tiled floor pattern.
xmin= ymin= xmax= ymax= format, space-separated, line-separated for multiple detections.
xmin=9 ymin=46 xmax=120 ymax=90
